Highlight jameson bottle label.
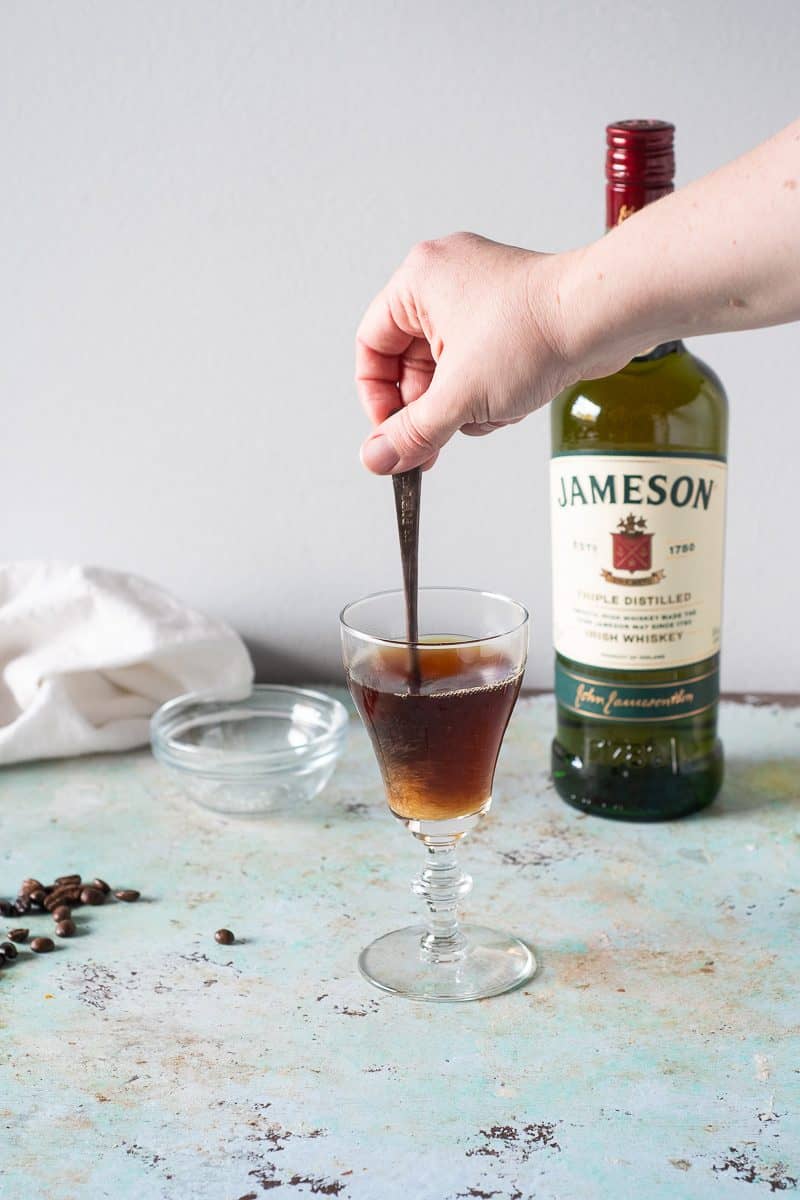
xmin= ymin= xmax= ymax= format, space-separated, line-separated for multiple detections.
xmin=551 ymin=451 xmax=726 ymax=720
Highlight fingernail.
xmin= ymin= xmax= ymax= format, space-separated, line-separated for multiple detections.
xmin=361 ymin=434 xmax=400 ymax=474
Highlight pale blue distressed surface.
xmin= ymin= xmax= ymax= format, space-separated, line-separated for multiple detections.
xmin=0 ymin=695 xmax=798 ymax=1200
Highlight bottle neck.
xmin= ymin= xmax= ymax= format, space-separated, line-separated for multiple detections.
xmin=604 ymin=121 xmax=677 ymax=360
xmin=607 ymin=176 xmax=676 ymax=360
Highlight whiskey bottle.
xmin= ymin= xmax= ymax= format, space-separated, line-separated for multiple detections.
xmin=550 ymin=120 xmax=728 ymax=821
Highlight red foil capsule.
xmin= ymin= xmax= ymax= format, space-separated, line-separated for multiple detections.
xmin=606 ymin=119 xmax=675 ymax=229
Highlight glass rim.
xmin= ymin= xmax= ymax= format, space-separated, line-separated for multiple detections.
xmin=339 ymin=586 xmax=529 ymax=649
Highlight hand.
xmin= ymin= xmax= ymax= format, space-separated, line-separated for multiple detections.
xmin=356 ymin=122 xmax=800 ymax=475
xmin=355 ymin=233 xmax=585 ymax=474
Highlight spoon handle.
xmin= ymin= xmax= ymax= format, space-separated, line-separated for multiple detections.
xmin=392 ymin=468 xmax=422 ymax=691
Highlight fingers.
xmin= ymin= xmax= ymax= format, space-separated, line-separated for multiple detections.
xmin=356 ymin=286 xmax=433 ymax=426
xmin=355 ymin=341 xmax=405 ymax=426
xmin=459 ymin=416 xmax=525 ymax=437
xmin=459 ymin=424 xmax=496 ymax=438
xmin=360 ymin=374 xmax=467 ymax=474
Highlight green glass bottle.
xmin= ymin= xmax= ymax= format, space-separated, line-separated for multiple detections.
xmin=550 ymin=121 xmax=728 ymax=821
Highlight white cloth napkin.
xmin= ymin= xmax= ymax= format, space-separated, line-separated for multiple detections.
xmin=0 ymin=562 xmax=254 ymax=765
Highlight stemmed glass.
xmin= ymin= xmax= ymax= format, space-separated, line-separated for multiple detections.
xmin=340 ymin=587 xmax=534 ymax=1002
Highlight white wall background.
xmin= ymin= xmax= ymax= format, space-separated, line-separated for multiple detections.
xmin=2 ymin=0 xmax=798 ymax=690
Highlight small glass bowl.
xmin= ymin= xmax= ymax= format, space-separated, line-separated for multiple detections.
xmin=150 ymin=685 xmax=349 ymax=816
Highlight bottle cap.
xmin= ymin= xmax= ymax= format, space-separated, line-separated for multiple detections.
xmin=606 ymin=119 xmax=675 ymax=185
xmin=605 ymin=119 xmax=675 ymax=228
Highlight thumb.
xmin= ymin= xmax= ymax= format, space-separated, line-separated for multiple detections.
xmin=360 ymin=374 xmax=470 ymax=475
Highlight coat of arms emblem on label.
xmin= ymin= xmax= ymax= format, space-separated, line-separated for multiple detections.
xmin=601 ymin=513 xmax=666 ymax=587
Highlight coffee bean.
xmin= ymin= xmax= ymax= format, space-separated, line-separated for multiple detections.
xmin=55 ymin=919 xmax=76 ymax=938
xmin=0 ymin=949 xmax=7 ymax=966
xmin=114 ymin=890 xmax=140 ymax=903
xmin=29 ymin=889 xmax=48 ymax=911
xmin=46 ymin=883 xmax=81 ymax=903
xmin=92 ymin=878 xmax=111 ymax=895
xmin=30 ymin=936 xmax=55 ymax=953
xmin=51 ymin=905 xmax=72 ymax=923
xmin=0 ymin=900 xmax=14 ymax=917
xmin=14 ymin=896 xmax=32 ymax=915
xmin=80 ymin=886 xmax=105 ymax=906
xmin=54 ymin=874 xmax=82 ymax=886
xmin=30 ymin=936 xmax=55 ymax=954
xmin=8 ymin=928 xmax=28 ymax=943
xmin=20 ymin=878 xmax=44 ymax=896
xmin=45 ymin=886 xmax=82 ymax=910
xmin=214 ymin=929 xmax=235 ymax=945
xmin=1 ymin=941 xmax=18 ymax=960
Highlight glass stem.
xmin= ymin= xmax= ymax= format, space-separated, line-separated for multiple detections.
xmin=412 ymin=836 xmax=472 ymax=962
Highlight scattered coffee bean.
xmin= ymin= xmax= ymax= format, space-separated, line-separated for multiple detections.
xmin=214 ymin=929 xmax=235 ymax=945
xmin=4 ymin=874 xmax=142 ymax=963
xmin=45 ymin=886 xmax=82 ymax=911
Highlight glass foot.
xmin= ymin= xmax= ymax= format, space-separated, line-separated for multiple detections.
xmin=359 ymin=924 xmax=536 ymax=1002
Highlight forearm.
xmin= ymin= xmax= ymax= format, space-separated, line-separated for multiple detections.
xmin=563 ymin=118 xmax=800 ymax=373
